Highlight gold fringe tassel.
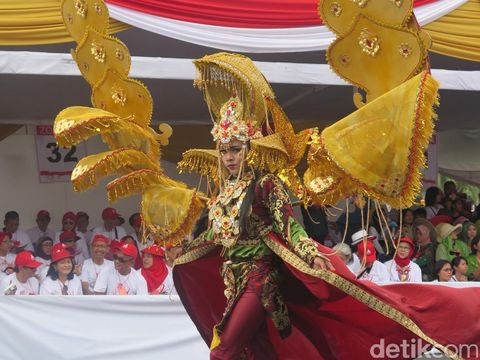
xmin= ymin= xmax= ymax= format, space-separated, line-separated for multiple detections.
xmin=106 ymin=169 xmax=183 ymax=203
xmin=145 ymin=191 xmax=206 ymax=248
xmin=72 ymin=148 xmax=160 ymax=193
xmin=178 ymin=149 xmax=222 ymax=181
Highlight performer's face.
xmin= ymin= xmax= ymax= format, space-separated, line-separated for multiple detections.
xmin=220 ymin=140 xmax=245 ymax=176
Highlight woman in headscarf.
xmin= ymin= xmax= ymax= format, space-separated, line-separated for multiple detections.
xmin=140 ymin=244 xmax=172 ymax=295
xmin=383 ymin=237 xmax=422 ymax=282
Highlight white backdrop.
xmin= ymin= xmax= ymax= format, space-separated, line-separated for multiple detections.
xmin=0 ymin=295 xmax=209 ymax=360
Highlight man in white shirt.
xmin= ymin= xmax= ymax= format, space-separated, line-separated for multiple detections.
xmin=27 ymin=210 xmax=55 ymax=249
xmin=92 ymin=208 xmax=127 ymax=241
xmin=81 ymin=234 xmax=114 ymax=294
xmin=0 ymin=251 xmax=41 ymax=295
xmin=3 ymin=211 xmax=33 ymax=253
xmin=76 ymin=211 xmax=93 ymax=249
xmin=356 ymin=239 xmax=390 ymax=283
xmin=0 ymin=232 xmax=16 ymax=275
xmin=94 ymin=242 xmax=147 ymax=295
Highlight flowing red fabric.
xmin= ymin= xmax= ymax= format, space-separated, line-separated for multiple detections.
xmin=105 ymin=0 xmax=440 ymax=28
xmin=141 ymin=255 xmax=168 ymax=293
xmin=174 ymin=235 xmax=480 ymax=359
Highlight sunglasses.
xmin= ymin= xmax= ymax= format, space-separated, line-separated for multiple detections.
xmin=113 ymin=255 xmax=131 ymax=263
xmin=63 ymin=239 xmax=75 ymax=243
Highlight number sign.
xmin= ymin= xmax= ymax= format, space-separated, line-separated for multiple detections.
xmin=35 ymin=125 xmax=87 ymax=183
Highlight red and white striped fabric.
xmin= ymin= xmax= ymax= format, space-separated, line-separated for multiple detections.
xmin=105 ymin=0 xmax=468 ymax=52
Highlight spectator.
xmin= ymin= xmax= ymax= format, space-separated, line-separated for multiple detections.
xmin=34 ymin=236 xmax=53 ymax=281
xmin=451 ymin=256 xmax=468 ymax=282
xmin=141 ymin=244 xmax=173 ymax=294
xmin=399 ymin=209 xmax=414 ymax=239
xmin=121 ymin=235 xmax=142 ymax=270
xmin=332 ymin=243 xmax=358 ymax=275
xmin=76 ymin=211 xmax=93 ymax=249
xmin=40 ymin=244 xmax=83 ymax=295
xmin=412 ymin=219 xmax=436 ymax=281
xmin=443 ymin=180 xmax=458 ymax=203
xmin=467 ymin=237 xmax=480 ymax=281
xmin=413 ymin=207 xmax=427 ymax=220
xmin=433 ymin=260 xmax=453 ymax=282
xmin=435 ymin=223 xmax=469 ymax=262
xmin=92 ymin=208 xmax=127 ymax=241
xmin=81 ymin=234 xmax=113 ymax=295
xmin=128 ymin=213 xmax=142 ymax=249
xmin=424 ymin=187 xmax=444 ymax=220
xmin=356 ymin=239 xmax=389 ymax=283
xmin=452 ymin=198 xmax=471 ymax=222
xmin=3 ymin=211 xmax=33 ymax=253
xmin=0 ymin=232 xmax=16 ymax=275
xmin=26 ymin=210 xmax=55 ymax=250
xmin=383 ymin=237 xmax=422 ymax=282
xmin=59 ymin=230 xmax=86 ymax=271
xmin=301 ymin=205 xmax=328 ymax=245
xmin=0 ymin=251 xmax=41 ymax=295
xmin=54 ymin=212 xmax=89 ymax=260
xmin=459 ymin=221 xmax=479 ymax=250
xmin=94 ymin=242 xmax=147 ymax=295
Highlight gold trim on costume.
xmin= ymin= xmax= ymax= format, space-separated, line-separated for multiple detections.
xmin=263 ymin=237 xmax=462 ymax=360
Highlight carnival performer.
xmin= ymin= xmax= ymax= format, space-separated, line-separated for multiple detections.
xmin=173 ymin=53 xmax=480 ymax=360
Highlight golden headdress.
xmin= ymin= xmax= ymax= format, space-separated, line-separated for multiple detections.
xmin=179 ymin=52 xmax=315 ymax=198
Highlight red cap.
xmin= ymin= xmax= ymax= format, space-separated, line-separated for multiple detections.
xmin=62 ymin=211 xmax=76 ymax=223
xmin=59 ymin=230 xmax=80 ymax=243
xmin=102 ymin=207 xmax=120 ymax=220
xmin=117 ymin=242 xmax=138 ymax=260
xmin=37 ymin=210 xmax=50 ymax=219
xmin=51 ymin=243 xmax=73 ymax=263
xmin=357 ymin=240 xmax=376 ymax=263
xmin=15 ymin=251 xmax=42 ymax=268
xmin=398 ymin=236 xmax=414 ymax=248
xmin=142 ymin=244 xmax=165 ymax=257
xmin=92 ymin=234 xmax=110 ymax=245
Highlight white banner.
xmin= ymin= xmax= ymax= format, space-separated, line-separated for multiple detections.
xmin=35 ymin=125 xmax=86 ymax=183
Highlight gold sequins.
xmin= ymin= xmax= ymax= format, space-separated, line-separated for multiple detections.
xmin=399 ymin=43 xmax=412 ymax=58
xmin=358 ymin=28 xmax=380 ymax=57
xmin=330 ymin=2 xmax=343 ymax=17
xmin=91 ymin=40 xmax=106 ymax=63
xmin=74 ymin=0 xmax=87 ymax=18
xmin=111 ymin=87 xmax=127 ymax=106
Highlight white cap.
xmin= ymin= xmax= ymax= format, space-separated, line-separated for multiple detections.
xmin=351 ymin=229 xmax=376 ymax=245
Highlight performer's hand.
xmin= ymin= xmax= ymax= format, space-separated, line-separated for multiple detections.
xmin=313 ymin=256 xmax=334 ymax=271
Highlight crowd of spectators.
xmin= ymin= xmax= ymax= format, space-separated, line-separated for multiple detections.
xmin=2 ymin=180 xmax=478 ymax=296
xmin=0 ymin=207 xmax=177 ymax=296
xmin=303 ymin=180 xmax=480 ymax=283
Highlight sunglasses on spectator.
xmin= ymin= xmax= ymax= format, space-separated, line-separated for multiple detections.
xmin=113 ymin=255 xmax=132 ymax=263
xmin=63 ymin=239 xmax=76 ymax=243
